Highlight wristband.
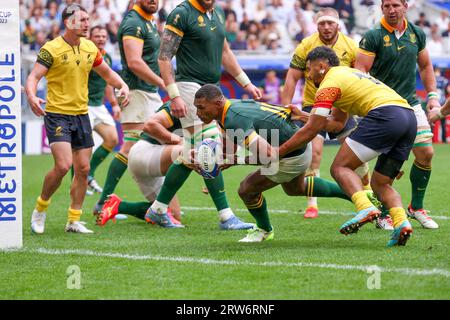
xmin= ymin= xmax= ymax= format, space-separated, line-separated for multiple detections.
xmin=235 ymin=71 xmax=251 ymax=87
xmin=438 ymin=109 xmax=446 ymax=119
xmin=427 ymin=92 xmax=439 ymax=101
xmin=167 ymin=83 xmax=180 ymax=99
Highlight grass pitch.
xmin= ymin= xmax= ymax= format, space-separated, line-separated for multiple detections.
xmin=1 ymin=145 xmax=449 ymax=299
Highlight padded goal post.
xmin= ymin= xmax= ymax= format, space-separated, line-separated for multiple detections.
xmin=0 ymin=0 xmax=22 ymax=249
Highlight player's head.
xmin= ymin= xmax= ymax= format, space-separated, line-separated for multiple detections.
xmin=90 ymin=25 xmax=108 ymax=50
xmin=316 ymin=7 xmax=340 ymax=44
xmin=62 ymin=4 xmax=89 ymax=37
xmin=197 ymin=0 xmax=215 ymax=11
xmin=194 ymin=84 xmax=225 ymax=124
xmin=381 ymin=0 xmax=408 ymax=27
xmin=137 ymin=0 xmax=159 ymax=15
xmin=306 ymin=46 xmax=340 ymax=87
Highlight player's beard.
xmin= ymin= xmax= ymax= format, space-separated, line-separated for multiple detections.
xmin=198 ymin=0 xmax=215 ymax=11
xmin=320 ymin=28 xmax=338 ymax=44
xmin=140 ymin=0 xmax=158 ymax=14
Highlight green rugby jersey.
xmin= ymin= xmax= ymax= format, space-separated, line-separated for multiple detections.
xmin=118 ymin=4 xmax=160 ymax=92
xmin=165 ymin=0 xmax=226 ymax=85
xmin=219 ymin=99 xmax=304 ymax=158
xmin=359 ymin=17 xmax=426 ymax=106
xmin=140 ymin=101 xmax=182 ymax=145
xmin=88 ymin=50 xmax=112 ymax=107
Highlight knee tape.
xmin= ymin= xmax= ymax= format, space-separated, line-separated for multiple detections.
xmin=374 ymin=154 xmax=404 ymax=179
xmin=354 ymin=162 xmax=369 ymax=178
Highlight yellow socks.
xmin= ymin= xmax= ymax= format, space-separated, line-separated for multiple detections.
xmin=389 ymin=207 xmax=407 ymax=228
xmin=68 ymin=208 xmax=82 ymax=223
xmin=363 ymin=183 xmax=372 ymax=191
xmin=36 ymin=196 xmax=50 ymax=212
xmin=351 ymin=190 xmax=374 ymax=212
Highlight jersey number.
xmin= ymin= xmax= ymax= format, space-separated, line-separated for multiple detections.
xmin=259 ymin=103 xmax=291 ymax=119
xmin=352 ymin=71 xmax=382 ymax=85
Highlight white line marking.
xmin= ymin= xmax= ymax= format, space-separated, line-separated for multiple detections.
xmin=8 ymin=248 xmax=449 ymax=278
xmin=182 ymin=206 xmax=450 ymax=220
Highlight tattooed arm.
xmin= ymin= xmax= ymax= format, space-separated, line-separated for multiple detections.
xmin=158 ymin=28 xmax=187 ymax=118
xmin=158 ymin=28 xmax=182 ymax=89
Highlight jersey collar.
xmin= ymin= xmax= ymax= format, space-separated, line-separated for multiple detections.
xmin=380 ymin=16 xmax=407 ymax=33
xmin=189 ymin=0 xmax=209 ymax=14
xmin=133 ymin=4 xmax=154 ymax=21
xmin=220 ymin=99 xmax=231 ymax=125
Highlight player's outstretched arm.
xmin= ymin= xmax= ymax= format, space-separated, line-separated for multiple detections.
xmin=281 ymin=68 xmax=304 ymax=105
xmin=278 ymin=113 xmax=327 ymax=157
xmin=222 ymin=39 xmax=262 ymax=100
xmin=25 ymin=63 xmax=48 ymax=117
xmin=158 ymin=29 xmax=186 ymax=118
xmin=94 ymin=61 xmax=130 ymax=107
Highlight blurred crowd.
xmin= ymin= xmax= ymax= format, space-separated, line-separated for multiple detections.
xmin=20 ymin=0 xmax=450 ymax=55
xmin=19 ymin=0 xmax=450 ymax=107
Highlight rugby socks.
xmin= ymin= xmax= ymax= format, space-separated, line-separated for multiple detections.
xmin=89 ymin=144 xmax=112 ymax=178
xmin=98 ymin=153 xmax=128 ymax=204
xmin=154 ymin=162 xmax=192 ymax=207
xmin=35 ymin=196 xmax=50 ymax=213
xmin=203 ymin=172 xmax=232 ymax=221
xmin=305 ymin=176 xmax=350 ymax=201
xmin=351 ymin=191 xmax=374 ymax=212
xmin=67 ymin=208 xmax=82 ymax=223
xmin=410 ymin=161 xmax=431 ymax=210
xmin=305 ymin=168 xmax=318 ymax=208
xmin=118 ymin=201 xmax=151 ymax=220
xmin=244 ymin=194 xmax=272 ymax=232
xmin=389 ymin=207 xmax=408 ymax=228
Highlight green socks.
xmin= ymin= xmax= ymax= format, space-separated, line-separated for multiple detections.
xmin=305 ymin=176 xmax=350 ymax=201
xmin=118 ymin=201 xmax=151 ymax=220
xmin=204 ymin=172 xmax=229 ymax=211
xmin=410 ymin=162 xmax=431 ymax=210
xmin=156 ymin=161 xmax=192 ymax=204
xmin=98 ymin=153 xmax=128 ymax=204
xmin=89 ymin=145 xmax=112 ymax=178
xmin=245 ymin=194 xmax=272 ymax=232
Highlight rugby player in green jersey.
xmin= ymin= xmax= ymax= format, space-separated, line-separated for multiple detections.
xmin=355 ymin=0 xmax=439 ymax=229
xmin=147 ymin=0 xmax=262 ymax=229
xmin=98 ymin=101 xmax=184 ymax=227
xmin=193 ymin=84 xmax=351 ymax=242
xmin=94 ymin=0 xmax=166 ymax=215
xmin=85 ymin=25 xmax=121 ymax=195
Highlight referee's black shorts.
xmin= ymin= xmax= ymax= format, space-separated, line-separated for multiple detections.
xmin=44 ymin=112 xmax=94 ymax=149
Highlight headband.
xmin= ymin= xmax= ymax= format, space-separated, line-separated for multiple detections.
xmin=316 ymin=15 xmax=340 ymax=25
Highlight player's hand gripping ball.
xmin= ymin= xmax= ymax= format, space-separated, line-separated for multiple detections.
xmin=197 ymin=138 xmax=221 ymax=179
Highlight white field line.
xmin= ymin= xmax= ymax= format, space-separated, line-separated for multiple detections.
xmin=6 ymin=247 xmax=448 ymax=278
xmin=182 ymin=206 xmax=450 ymax=220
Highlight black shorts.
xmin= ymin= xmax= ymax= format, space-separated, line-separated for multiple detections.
xmin=300 ymin=106 xmax=358 ymax=140
xmin=44 ymin=112 xmax=94 ymax=150
xmin=348 ymin=106 xmax=417 ymax=161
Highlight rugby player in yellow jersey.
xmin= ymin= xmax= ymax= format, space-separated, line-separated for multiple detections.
xmin=281 ymin=8 xmax=375 ymax=223
xmin=279 ymin=46 xmax=415 ymax=247
xmin=25 ymin=4 xmax=129 ymax=234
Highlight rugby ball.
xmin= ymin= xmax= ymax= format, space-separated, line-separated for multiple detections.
xmin=197 ymin=138 xmax=221 ymax=179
